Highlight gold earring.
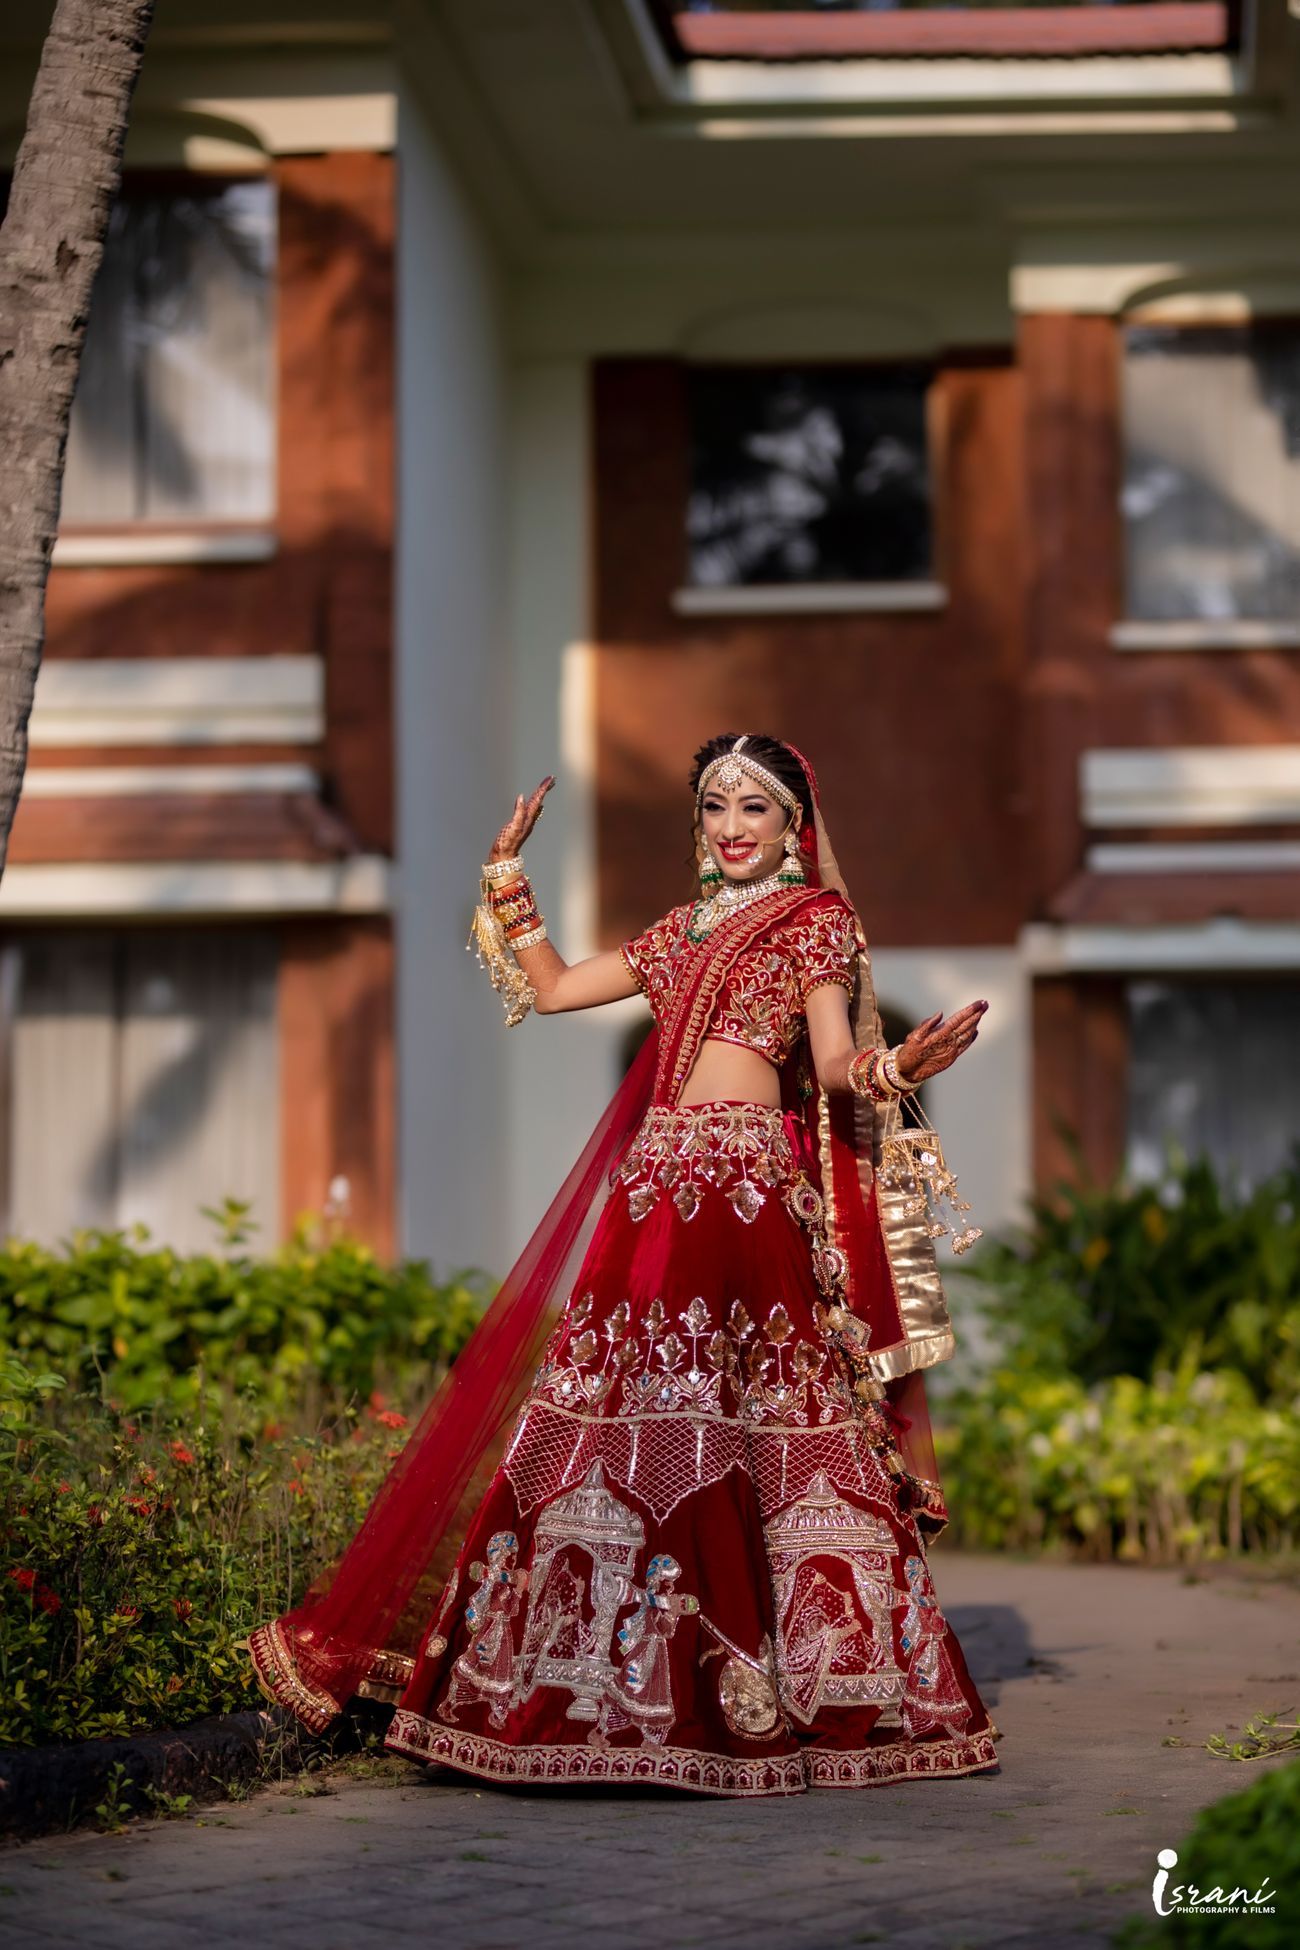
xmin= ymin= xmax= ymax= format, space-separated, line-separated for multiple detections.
xmin=777 ymin=823 xmax=804 ymax=886
xmin=698 ymin=836 xmax=724 ymax=892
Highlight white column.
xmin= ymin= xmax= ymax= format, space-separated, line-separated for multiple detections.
xmin=503 ymin=359 xmax=638 ymax=1258
xmin=394 ymin=72 xmax=509 ymax=1271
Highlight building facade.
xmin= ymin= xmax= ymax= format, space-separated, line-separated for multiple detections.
xmin=1 ymin=0 xmax=1298 ymax=1272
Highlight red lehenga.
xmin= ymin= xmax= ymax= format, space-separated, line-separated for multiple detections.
xmin=247 ymin=767 xmax=1000 ymax=1797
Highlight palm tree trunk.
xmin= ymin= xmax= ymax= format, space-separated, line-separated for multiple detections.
xmin=0 ymin=0 xmax=156 ymax=877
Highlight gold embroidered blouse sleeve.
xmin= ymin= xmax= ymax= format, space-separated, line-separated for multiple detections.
xmin=798 ymin=894 xmax=861 ymax=1093
xmin=792 ymin=894 xmax=859 ymax=1001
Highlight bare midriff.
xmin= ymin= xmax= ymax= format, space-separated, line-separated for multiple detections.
xmin=677 ymin=1036 xmax=782 ymax=1110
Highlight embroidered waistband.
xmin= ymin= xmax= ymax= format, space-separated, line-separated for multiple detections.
xmin=617 ymin=1101 xmax=798 ymax=1225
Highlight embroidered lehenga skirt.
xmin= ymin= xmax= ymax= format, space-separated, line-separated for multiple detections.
xmin=383 ymin=1100 xmax=999 ymax=1797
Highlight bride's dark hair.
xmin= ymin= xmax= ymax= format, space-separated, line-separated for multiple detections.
xmin=688 ymin=733 xmax=813 ymax=826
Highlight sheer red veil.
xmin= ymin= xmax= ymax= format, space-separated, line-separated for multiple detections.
xmin=248 ymin=743 xmax=951 ymax=1731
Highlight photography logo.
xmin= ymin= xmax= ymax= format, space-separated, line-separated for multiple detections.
xmin=1152 ymin=1847 xmax=1277 ymax=1919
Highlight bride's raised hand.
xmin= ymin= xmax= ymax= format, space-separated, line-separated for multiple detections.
xmin=488 ymin=776 xmax=555 ymax=865
xmin=896 ymin=999 xmax=988 ymax=1086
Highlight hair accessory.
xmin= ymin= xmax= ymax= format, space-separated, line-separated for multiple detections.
xmin=696 ymin=736 xmax=803 ymax=823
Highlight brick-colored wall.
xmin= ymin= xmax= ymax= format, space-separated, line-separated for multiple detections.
xmin=42 ymin=152 xmax=395 ymax=856
xmin=592 ymin=354 xmax=1031 ymax=950
xmin=22 ymin=152 xmax=399 ymax=1250
xmin=278 ymin=917 xmax=395 ymax=1256
xmin=1019 ymin=311 xmax=1300 ymax=898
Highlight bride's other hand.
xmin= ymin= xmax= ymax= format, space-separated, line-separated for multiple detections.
xmin=896 ymin=999 xmax=988 ymax=1085
xmin=489 ymin=776 xmax=554 ymax=864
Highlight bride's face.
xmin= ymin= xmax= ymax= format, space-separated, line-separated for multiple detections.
xmin=699 ymin=782 xmax=792 ymax=884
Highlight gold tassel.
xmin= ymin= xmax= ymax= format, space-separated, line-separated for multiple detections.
xmin=467 ymin=895 xmax=536 ymax=1028
xmin=877 ymin=1105 xmax=983 ymax=1256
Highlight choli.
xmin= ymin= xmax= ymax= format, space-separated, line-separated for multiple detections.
xmin=620 ymin=889 xmax=859 ymax=1070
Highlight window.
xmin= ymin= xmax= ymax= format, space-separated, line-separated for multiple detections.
xmin=61 ymin=179 xmax=276 ymax=527
xmin=1126 ymin=978 xmax=1300 ymax=1193
xmin=1122 ymin=322 xmax=1300 ymax=623
xmin=0 ymin=929 xmax=279 ymax=1251
xmin=686 ymin=365 xmax=932 ymax=588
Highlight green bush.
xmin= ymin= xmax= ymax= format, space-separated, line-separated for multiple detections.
xmin=937 ymin=1153 xmax=1300 ymax=1563
xmin=963 ymin=1152 xmax=1300 ymax=1402
xmin=0 ymin=1213 xmax=490 ymax=1746
xmin=1116 ymin=1760 xmax=1300 ymax=1948
xmin=0 ymin=1357 xmax=405 ymax=1747
xmin=0 ymin=1206 xmax=489 ymax=1412
xmin=936 ymin=1356 xmax=1300 ymax=1562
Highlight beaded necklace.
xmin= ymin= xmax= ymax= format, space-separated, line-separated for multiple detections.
xmin=685 ymin=867 xmax=801 ymax=943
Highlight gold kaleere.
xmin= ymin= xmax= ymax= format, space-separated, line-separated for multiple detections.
xmin=467 ymin=886 xmax=536 ymax=1028
xmin=877 ymin=1098 xmax=983 ymax=1257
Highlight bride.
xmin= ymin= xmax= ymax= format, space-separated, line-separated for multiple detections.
xmin=248 ymin=732 xmax=999 ymax=1796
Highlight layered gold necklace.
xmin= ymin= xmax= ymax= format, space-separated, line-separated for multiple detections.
xmin=686 ymin=865 xmax=794 ymax=943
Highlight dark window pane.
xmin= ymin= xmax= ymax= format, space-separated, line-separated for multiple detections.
xmin=686 ymin=365 xmax=932 ymax=587
xmin=1122 ymin=322 xmax=1300 ymax=622
xmin=1126 ymin=978 xmax=1300 ymax=1193
xmin=62 ymin=180 xmax=276 ymax=525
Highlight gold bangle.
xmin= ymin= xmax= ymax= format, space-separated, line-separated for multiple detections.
xmin=882 ymin=1045 xmax=918 ymax=1095
xmin=491 ymin=887 xmax=536 ymax=919
xmin=482 ymin=856 xmax=526 ymax=883
xmin=848 ymin=1048 xmax=890 ymax=1104
xmin=508 ymin=922 xmax=548 ymax=950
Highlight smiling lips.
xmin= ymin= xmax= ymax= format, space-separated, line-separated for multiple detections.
xmin=719 ymin=843 xmax=761 ymax=861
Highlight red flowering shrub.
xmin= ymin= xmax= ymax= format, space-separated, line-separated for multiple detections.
xmin=0 ymin=1358 xmax=396 ymax=1748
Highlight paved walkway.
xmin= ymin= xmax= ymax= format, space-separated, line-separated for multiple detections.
xmin=3 ymin=1555 xmax=1297 ymax=1949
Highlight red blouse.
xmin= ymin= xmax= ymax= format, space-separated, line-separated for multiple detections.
xmin=620 ymin=889 xmax=859 ymax=1070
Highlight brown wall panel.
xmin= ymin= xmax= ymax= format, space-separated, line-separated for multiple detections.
xmin=1019 ymin=312 xmax=1300 ymax=886
xmin=592 ymin=355 xmax=1030 ymax=949
xmin=278 ymin=917 xmax=394 ymax=1255
xmin=7 ymin=793 xmax=355 ymax=864
xmin=43 ymin=153 xmax=394 ymax=854
xmin=1018 ymin=313 xmax=1121 ymax=916
xmin=1032 ymin=975 xmax=1128 ymax=1195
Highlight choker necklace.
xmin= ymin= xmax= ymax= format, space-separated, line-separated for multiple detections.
xmin=687 ymin=866 xmax=791 ymax=942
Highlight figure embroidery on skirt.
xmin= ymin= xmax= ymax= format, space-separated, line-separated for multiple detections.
xmin=440 ymin=1461 xmax=700 ymax=1748
xmin=594 ymin=1553 xmax=700 ymax=1746
xmin=443 ymin=1534 xmax=527 ymax=1728
xmin=897 ymin=1552 xmax=972 ymax=1740
xmin=765 ymin=1471 xmax=906 ymax=1726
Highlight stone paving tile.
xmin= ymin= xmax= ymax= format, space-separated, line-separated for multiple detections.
xmin=3 ymin=1557 xmax=1298 ymax=1948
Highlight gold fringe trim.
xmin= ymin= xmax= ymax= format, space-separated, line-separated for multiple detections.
xmin=244 ymin=1621 xmax=343 ymax=1735
xmin=385 ymin=1714 xmax=999 ymax=1798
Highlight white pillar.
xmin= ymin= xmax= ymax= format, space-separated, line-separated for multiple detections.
xmin=394 ymin=72 xmax=509 ymax=1271
xmin=503 ymin=359 xmax=638 ymax=1257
